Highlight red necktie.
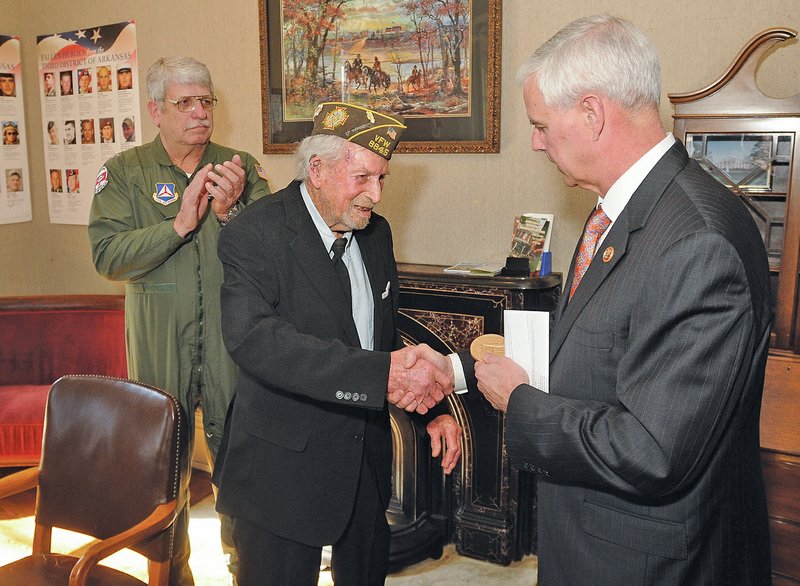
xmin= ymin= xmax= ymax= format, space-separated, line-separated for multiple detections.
xmin=569 ymin=206 xmax=611 ymax=299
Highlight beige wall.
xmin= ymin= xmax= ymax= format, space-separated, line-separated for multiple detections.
xmin=1 ymin=0 xmax=798 ymax=296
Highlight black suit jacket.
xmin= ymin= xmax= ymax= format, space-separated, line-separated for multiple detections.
xmin=497 ymin=143 xmax=772 ymax=584
xmin=213 ymin=181 xmax=401 ymax=546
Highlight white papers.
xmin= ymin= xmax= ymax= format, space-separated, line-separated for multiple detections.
xmin=443 ymin=262 xmax=504 ymax=276
xmin=504 ymin=310 xmax=549 ymax=393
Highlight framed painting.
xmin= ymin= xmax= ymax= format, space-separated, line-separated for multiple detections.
xmin=258 ymin=0 xmax=502 ymax=154
xmin=686 ymin=133 xmax=778 ymax=191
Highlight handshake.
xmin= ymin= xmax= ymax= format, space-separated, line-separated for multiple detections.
xmin=387 ymin=344 xmax=455 ymax=414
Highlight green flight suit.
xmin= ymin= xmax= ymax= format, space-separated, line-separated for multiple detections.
xmin=89 ymin=136 xmax=269 ymax=584
xmin=88 ymin=135 xmax=270 ymax=454
xmin=89 ymin=136 xmax=270 ymax=583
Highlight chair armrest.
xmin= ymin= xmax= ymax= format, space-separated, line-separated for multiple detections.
xmin=0 ymin=466 xmax=39 ymax=499
xmin=69 ymin=500 xmax=177 ymax=585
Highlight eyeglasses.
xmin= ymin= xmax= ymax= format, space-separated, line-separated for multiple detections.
xmin=163 ymin=95 xmax=218 ymax=113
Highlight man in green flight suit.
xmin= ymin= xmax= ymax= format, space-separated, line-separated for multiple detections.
xmin=88 ymin=57 xmax=270 ymax=585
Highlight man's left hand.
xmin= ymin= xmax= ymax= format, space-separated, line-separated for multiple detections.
xmin=427 ymin=414 xmax=462 ymax=474
xmin=208 ymin=153 xmax=246 ymax=218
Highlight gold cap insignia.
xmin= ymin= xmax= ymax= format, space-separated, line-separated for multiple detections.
xmin=322 ymin=107 xmax=349 ymax=130
xmin=311 ymin=101 xmax=406 ymax=160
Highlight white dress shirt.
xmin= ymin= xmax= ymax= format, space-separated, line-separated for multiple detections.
xmin=301 ymin=182 xmax=374 ymax=350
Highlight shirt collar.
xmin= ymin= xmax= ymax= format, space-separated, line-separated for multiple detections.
xmin=153 ymin=134 xmax=216 ymax=177
xmin=599 ymin=133 xmax=676 ymax=220
xmin=300 ymin=181 xmax=351 ymax=253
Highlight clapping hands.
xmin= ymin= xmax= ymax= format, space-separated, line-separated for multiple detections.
xmin=387 ymin=344 xmax=454 ymax=414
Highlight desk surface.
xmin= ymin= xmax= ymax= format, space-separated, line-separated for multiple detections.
xmin=398 ymin=262 xmax=562 ymax=291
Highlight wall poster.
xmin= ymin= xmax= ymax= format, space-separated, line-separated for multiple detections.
xmin=37 ymin=20 xmax=141 ymax=225
xmin=0 ymin=34 xmax=33 ymax=225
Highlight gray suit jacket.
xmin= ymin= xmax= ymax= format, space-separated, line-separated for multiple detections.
xmin=213 ymin=181 xmax=401 ymax=546
xmin=506 ymin=143 xmax=772 ymax=584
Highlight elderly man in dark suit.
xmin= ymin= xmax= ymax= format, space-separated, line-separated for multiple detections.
xmin=213 ymin=102 xmax=461 ymax=585
xmin=450 ymin=14 xmax=772 ymax=585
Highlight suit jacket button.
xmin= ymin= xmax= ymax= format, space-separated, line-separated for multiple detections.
xmin=352 ymin=394 xmax=359 ymax=402
xmin=359 ymin=393 xmax=367 ymax=401
xmin=336 ymin=391 xmax=344 ymax=399
xmin=344 ymin=392 xmax=352 ymax=400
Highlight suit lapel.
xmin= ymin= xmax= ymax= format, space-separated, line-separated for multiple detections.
xmin=284 ymin=183 xmax=361 ymax=346
xmin=550 ymin=142 xmax=690 ymax=361
xmin=551 ymin=214 xmax=630 ymax=355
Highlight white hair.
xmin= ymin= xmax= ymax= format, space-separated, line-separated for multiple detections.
xmin=294 ymin=134 xmax=350 ymax=181
xmin=147 ymin=57 xmax=214 ymax=105
xmin=516 ymin=14 xmax=661 ymax=111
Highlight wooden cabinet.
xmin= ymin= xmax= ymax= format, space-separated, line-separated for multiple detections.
xmin=669 ymin=27 xmax=800 ymax=583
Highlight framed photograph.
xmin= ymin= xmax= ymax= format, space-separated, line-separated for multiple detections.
xmin=686 ymin=133 xmax=774 ymax=191
xmin=258 ymin=0 xmax=502 ymax=154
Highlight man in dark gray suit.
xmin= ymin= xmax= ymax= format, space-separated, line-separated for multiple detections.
xmin=452 ymin=14 xmax=772 ymax=585
xmin=213 ymin=102 xmax=461 ymax=585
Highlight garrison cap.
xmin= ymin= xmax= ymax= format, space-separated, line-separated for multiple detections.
xmin=311 ymin=102 xmax=406 ymax=160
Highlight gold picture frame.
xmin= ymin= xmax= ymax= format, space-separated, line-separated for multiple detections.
xmin=258 ymin=0 xmax=502 ymax=154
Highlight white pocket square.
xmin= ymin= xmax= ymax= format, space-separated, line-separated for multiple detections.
xmin=381 ymin=281 xmax=391 ymax=299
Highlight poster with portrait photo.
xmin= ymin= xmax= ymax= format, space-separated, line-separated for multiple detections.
xmin=0 ymin=33 xmax=32 ymax=224
xmin=37 ymin=20 xmax=141 ymax=225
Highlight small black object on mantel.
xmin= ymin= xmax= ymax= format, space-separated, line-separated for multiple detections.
xmin=501 ymin=256 xmax=530 ymax=277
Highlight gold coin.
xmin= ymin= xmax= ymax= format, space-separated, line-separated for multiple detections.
xmin=470 ymin=333 xmax=505 ymax=362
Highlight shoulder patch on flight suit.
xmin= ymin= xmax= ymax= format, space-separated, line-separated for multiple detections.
xmin=255 ymin=162 xmax=270 ymax=182
xmin=94 ymin=166 xmax=109 ymax=195
xmin=153 ymin=183 xmax=179 ymax=205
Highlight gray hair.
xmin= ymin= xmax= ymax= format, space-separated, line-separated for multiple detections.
xmin=294 ymin=134 xmax=350 ymax=181
xmin=146 ymin=57 xmax=214 ymax=104
xmin=516 ymin=14 xmax=661 ymax=111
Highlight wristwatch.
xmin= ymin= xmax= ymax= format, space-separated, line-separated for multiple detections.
xmin=218 ymin=205 xmax=240 ymax=226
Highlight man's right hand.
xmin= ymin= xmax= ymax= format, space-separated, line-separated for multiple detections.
xmin=387 ymin=344 xmax=454 ymax=414
xmin=173 ymin=163 xmax=213 ymax=237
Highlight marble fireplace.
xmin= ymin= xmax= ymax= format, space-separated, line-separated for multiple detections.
xmin=387 ymin=264 xmax=561 ymax=570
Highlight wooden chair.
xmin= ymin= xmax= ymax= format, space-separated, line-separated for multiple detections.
xmin=0 ymin=375 xmax=188 ymax=585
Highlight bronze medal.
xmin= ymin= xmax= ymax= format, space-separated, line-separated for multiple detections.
xmin=470 ymin=333 xmax=505 ymax=362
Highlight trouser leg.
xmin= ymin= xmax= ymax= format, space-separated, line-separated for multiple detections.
xmin=231 ymin=515 xmax=321 ymax=586
xmin=331 ymin=451 xmax=390 ymax=585
xmin=203 ymin=413 xmax=239 ymax=583
xmin=169 ymin=484 xmax=195 ymax=585
xmin=219 ymin=511 xmax=238 ymax=579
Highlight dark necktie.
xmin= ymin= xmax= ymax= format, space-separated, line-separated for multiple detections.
xmin=569 ymin=206 xmax=611 ymax=299
xmin=331 ymin=237 xmax=352 ymax=307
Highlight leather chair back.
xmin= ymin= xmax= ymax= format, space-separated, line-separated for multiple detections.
xmin=35 ymin=375 xmax=188 ymax=562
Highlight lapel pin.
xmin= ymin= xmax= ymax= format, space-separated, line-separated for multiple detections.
xmin=602 ymin=246 xmax=614 ymax=262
